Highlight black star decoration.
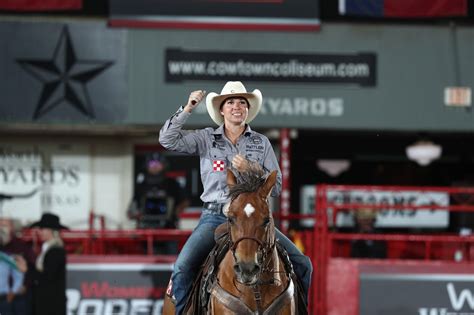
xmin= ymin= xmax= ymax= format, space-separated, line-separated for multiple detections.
xmin=17 ymin=26 xmax=114 ymax=120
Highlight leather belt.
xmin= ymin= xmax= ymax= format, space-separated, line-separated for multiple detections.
xmin=203 ymin=202 xmax=226 ymax=213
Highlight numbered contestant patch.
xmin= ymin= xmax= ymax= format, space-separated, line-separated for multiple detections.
xmin=213 ymin=160 xmax=225 ymax=172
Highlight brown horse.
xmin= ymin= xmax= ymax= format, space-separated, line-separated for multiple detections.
xmin=163 ymin=168 xmax=296 ymax=315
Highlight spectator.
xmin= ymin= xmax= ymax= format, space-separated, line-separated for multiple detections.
xmin=128 ymin=152 xmax=189 ymax=254
xmin=350 ymin=208 xmax=387 ymax=258
xmin=0 ymin=248 xmax=24 ymax=315
xmin=0 ymin=218 xmax=35 ymax=315
xmin=16 ymin=213 xmax=68 ymax=315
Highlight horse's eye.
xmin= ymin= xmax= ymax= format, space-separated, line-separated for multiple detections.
xmin=262 ymin=217 xmax=270 ymax=227
xmin=228 ymin=217 xmax=236 ymax=225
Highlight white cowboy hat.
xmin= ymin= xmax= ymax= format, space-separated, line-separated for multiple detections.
xmin=206 ymin=81 xmax=262 ymax=125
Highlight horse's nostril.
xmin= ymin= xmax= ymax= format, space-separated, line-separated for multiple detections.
xmin=250 ymin=265 xmax=260 ymax=276
xmin=236 ymin=262 xmax=260 ymax=277
xmin=234 ymin=264 xmax=241 ymax=274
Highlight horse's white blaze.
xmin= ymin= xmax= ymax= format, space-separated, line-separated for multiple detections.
xmin=244 ymin=203 xmax=255 ymax=217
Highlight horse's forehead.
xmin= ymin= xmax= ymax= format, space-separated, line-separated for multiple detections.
xmin=243 ymin=203 xmax=255 ymax=218
xmin=233 ymin=195 xmax=268 ymax=217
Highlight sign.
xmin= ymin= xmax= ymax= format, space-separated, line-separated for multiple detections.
xmin=193 ymin=96 xmax=345 ymax=118
xmin=0 ymin=143 xmax=91 ymax=228
xmin=300 ymin=185 xmax=449 ymax=228
xmin=360 ymin=271 xmax=474 ymax=315
xmin=445 ymin=87 xmax=472 ymax=107
xmin=109 ymin=0 xmax=320 ymax=31
xmin=0 ymin=21 xmax=127 ymax=124
xmin=165 ymin=49 xmax=376 ymax=86
xmin=67 ymin=258 xmax=173 ymax=315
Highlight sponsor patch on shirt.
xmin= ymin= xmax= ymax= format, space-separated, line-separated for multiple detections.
xmin=213 ymin=160 xmax=225 ymax=172
xmin=250 ymin=135 xmax=263 ymax=144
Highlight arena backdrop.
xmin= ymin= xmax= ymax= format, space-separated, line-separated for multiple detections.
xmin=0 ymin=20 xmax=127 ymax=124
xmin=126 ymin=24 xmax=474 ymax=132
xmin=2 ymin=21 xmax=474 ymax=132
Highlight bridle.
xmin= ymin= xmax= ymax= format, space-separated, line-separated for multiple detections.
xmin=225 ymin=205 xmax=281 ymax=314
xmin=227 ymin=201 xmax=276 ymax=278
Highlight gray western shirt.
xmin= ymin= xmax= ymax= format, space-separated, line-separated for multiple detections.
xmin=159 ymin=107 xmax=282 ymax=204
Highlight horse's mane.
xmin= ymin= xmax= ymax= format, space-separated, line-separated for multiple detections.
xmin=228 ymin=164 xmax=266 ymax=201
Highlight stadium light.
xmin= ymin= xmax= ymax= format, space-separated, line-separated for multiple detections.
xmin=406 ymin=140 xmax=442 ymax=166
xmin=317 ymin=159 xmax=351 ymax=177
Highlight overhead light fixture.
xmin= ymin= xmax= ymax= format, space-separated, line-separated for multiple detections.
xmin=406 ymin=140 xmax=442 ymax=166
xmin=317 ymin=159 xmax=351 ymax=177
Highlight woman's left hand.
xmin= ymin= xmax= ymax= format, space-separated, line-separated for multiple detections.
xmin=231 ymin=154 xmax=250 ymax=172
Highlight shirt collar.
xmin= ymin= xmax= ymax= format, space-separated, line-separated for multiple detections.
xmin=41 ymin=241 xmax=50 ymax=253
xmin=213 ymin=124 xmax=252 ymax=137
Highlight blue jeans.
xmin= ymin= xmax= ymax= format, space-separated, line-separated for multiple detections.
xmin=171 ymin=208 xmax=313 ymax=315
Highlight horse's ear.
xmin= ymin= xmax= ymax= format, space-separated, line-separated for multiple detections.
xmin=227 ymin=168 xmax=237 ymax=187
xmin=260 ymin=170 xmax=277 ymax=198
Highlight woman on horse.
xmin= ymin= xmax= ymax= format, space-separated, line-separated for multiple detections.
xmin=159 ymin=81 xmax=313 ymax=314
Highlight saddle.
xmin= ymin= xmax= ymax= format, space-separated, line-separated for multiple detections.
xmin=183 ymin=223 xmax=308 ymax=315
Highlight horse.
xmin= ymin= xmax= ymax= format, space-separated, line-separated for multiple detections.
xmin=163 ymin=168 xmax=297 ymax=315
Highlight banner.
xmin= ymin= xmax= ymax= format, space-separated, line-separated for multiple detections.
xmin=0 ymin=143 xmax=91 ymax=228
xmin=67 ymin=257 xmax=173 ymax=315
xmin=166 ymin=49 xmax=376 ymax=86
xmin=300 ymin=185 xmax=449 ymax=228
xmin=109 ymin=0 xmax=320 ymax=31
xmin=339 ymin=0 xmax=468 ymax=18
xmin=0 ymin=0 xmax=82 ymax=11
xmin=360 ymin=265 xmax=474 ymax=314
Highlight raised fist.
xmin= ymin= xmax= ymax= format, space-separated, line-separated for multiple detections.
xmin=185 ymin=90 xmax=206 ymax=113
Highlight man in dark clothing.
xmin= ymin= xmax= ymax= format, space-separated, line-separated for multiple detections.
xmin=128 ymin=152 xmax=189 ymax=253
xmin=16 ymin=213 xmax=68 ymax=315
xmin=350 ymin=208 xmax=387 ymax=259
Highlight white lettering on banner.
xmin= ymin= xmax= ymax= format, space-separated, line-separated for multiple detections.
xmin=418 ymin=283 xmax=474 ymax=315
xmin=447 ymin=283 xmax=474 ymax=311
xmin=300 ymin=185 xmax=449 ymax=228
xmin=77 ymin=299 xmax=103 ymax=315
xmin=194 ymin=97 xmax=344 ymax=117
xmin=104 ymin=299 xmax=128 ymax=314
xmin=261 ymin=98 xmax=344 ymax=117
xmin=67 ymin=289 xmax=164 ymax=315
xmin=418 ymin=309 xmax=447 ymax=315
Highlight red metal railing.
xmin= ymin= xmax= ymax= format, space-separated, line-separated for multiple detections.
xmin=22 ymin=227 xmax=193 ymax=256
xmin=18 ymin=184 xmax=474 ymax=315
xmin=307 ymin=184 xmax=474 ymax=315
